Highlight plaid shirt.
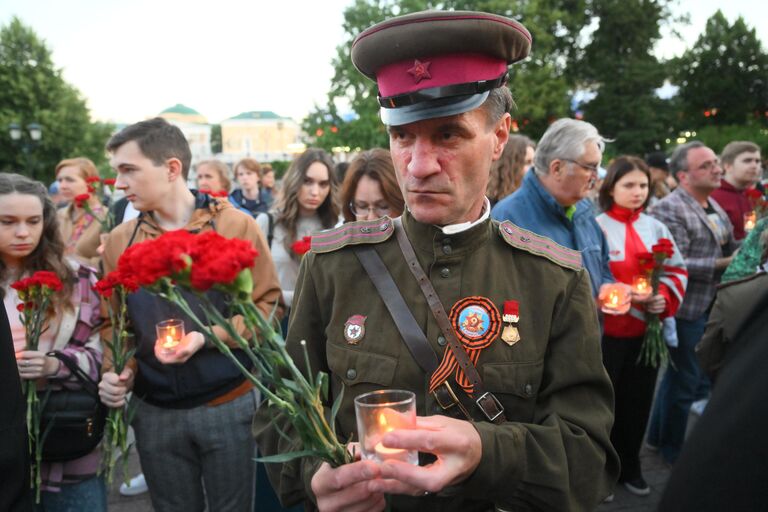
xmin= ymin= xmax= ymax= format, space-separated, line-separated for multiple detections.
xmin=649 ymin=187 xmax=738 ymax=320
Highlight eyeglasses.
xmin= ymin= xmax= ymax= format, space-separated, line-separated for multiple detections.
xmin=561 ymin=158 xmax=600 ymax=174
xmin=695 ymin=160 xmax=722 ymax=172
xmin=349 ymin=201 xmax=391 ymax=218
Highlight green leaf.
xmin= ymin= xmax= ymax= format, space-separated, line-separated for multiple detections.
xmin=256 ymin=450 xmax=322 ymax=464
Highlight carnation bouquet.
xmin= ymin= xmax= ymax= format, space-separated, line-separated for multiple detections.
xmin=636 ymin=238 xmax=675 ymax=368
xmin=109 ymin=230 xmax=351 ymax=467
xmin=11 ymin=271 xmax=63 ymax=502
xmin=93 ymin=271 xmax=138 ymax=485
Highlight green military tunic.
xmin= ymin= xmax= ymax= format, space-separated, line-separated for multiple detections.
xmin=253 ymin=211 xmax=619 ymax=511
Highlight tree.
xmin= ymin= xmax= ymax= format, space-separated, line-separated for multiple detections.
xmin=0 ymin=17 xmax=114 ymax=183
xmin=577 ymin=0 xmax=676 ymax=155
xmin=672 ymin=11 xmax=768 ymax=127
xmin=210 ymin=124 xmax=222 ymax=154
xmin=303 ymin=0 xmax=594 ymax=151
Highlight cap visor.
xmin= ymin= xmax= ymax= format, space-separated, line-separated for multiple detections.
xmin=380 ymin=91 xmax=489 ymax=126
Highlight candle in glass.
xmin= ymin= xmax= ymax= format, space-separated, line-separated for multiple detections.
xmin=156 ymin=319 xmax=184 ymax=355
xmin=632 ymin=275 xmax=652 ymax=300
xmin=744 ymin=211 xmax=757 ymax=233
xmin=601 ymin=283 xmax=631 ymax=315
xmin=355 ymin=389 xmax=418 ymax=465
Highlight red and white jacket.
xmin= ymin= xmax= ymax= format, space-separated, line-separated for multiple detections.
xmin=596 ymin=205 xmax=688 ymax=338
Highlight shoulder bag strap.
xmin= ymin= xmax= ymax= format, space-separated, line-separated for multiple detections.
xmin=393 ymin=218 xmax=505 ymax=424
xmin=47 ymin=351 xmax=99 ymax=396
xmin=354 ymin=244 xmax=471 ymax=421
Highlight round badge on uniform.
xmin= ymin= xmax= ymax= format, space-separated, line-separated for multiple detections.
xmin=344 ymin=315 xmax=367 ymax=345
xmin=449 ymin=296 xmax=501 ymax=348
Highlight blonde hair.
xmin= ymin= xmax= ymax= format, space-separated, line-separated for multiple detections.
xmin=55 ymin=157 xmax=99 ymax=181
xmin=196 ymin=160 xmax=232 ymax=191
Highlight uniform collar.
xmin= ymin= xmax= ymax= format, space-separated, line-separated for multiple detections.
xmin=401 ymin=207 xmax=492 ymax=257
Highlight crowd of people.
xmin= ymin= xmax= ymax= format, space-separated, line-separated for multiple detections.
xmin=2 ymin=8 xmax=767 ymax=512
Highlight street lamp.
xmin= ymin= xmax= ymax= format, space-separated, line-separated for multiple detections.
xmin=8 ymin=122 xmax=43 ymax=179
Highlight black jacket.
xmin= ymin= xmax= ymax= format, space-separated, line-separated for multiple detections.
xmin=0 ymin=302 xmax=33 ymax=511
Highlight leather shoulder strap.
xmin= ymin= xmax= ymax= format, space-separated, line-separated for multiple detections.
xmin=353 ymin=246 xmax=439 ymax=374
xmin=393 ymin=218 xmax=505 ymax=424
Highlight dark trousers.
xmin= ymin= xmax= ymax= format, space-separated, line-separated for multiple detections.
xmin=648 ymin=314 xmax=709 ymax=464
xmin=602 ymin=334 xmax=659 ymax=481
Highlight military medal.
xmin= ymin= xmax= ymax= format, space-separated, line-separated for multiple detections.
xmin=501 ymin=300 xmax=521 ymax=346
xmin=430 ymin=297 xmax=501 ymax=395
xmin=344 ymin=315 xmax=367 ymax=345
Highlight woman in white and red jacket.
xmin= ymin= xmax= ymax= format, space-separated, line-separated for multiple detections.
xmin=596 ymin=156 xmax=687 ymax=498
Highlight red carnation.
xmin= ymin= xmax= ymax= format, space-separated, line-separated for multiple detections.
xmin=103 ymin=178 xmax=117 ymax=186
xmin=85 ymin=176 xmax=102 ymax=184
xmin=745 ymin=188 xmax=763 ymax=200
xmin=291 ymin=236 xmax=312 ymax=256
xmin=652 ymin=238 xmax=674 ymax=258
xmin=187 ymin=231 xmax=258 ymax=291
xmin=74 ymin=193 xmax=91 ymax=208
xmin=16 ymin=303 xmax=25 ymax=312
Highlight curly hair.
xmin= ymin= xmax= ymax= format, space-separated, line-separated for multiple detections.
xmin=275 ymin=148 xmax=339 ymax=255
xmin=0 ymin=173 xmax=74 ymax=313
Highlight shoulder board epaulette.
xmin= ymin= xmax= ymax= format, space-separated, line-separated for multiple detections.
xmin=498 ymin=221 xmax=582 ymax=271
xmin=716 ymin=271 xmax=767 ymax=291
xmin=311 ymin=217 xmax=394 ymax=253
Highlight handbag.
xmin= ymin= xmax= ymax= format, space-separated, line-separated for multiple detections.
xmin=39 ymin=351 xmax=107 ymax=462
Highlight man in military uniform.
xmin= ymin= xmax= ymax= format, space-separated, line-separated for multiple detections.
xmin=254 ymin=10 xmax=618 ymax=512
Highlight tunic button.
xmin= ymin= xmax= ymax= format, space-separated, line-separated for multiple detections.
xmin=524 ymin=383 xmax=533 ymax=396
xmin=360 ymin=227 xmax=371 ymax=234
xmin=346 ymin=368 xmax=357 ymax=380
xmin=380 ymin=223 xmax=390 ymax=231
xmin=520 ymin=236 xmax=530 ymax=243
xmin=437 ymin=336 xmax=447 ymax=346
xmin=442 ymin=245 xmax=452 ymax=255
xmin=440 ymin=268 xmax=450 ymax=278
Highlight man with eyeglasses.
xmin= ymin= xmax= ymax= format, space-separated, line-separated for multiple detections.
xmin=491 ymin=118 xmax=616 ymax=298
xmin=645 ymin=141 xmax=739 ymax=466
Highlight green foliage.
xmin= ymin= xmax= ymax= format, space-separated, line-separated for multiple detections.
xmin=672 ymin=123 xmax=768 ymax=155
xmin=672 ymin=11 xmax=768 ymax=127
xmin=578 ymin=0 xmax=676 ymax=155
xmin=0 ymin=17 xmax=113 ymax=184
xmin=210 ymin=124 xmax=222 ymax=154
xmin=268 ymin=160 xmax=290 ymax=177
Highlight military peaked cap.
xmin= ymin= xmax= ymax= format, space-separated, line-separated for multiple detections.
xmin=351 ymin=10 xmax=531 ymax=126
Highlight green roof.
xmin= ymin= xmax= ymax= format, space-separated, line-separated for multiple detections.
xmin=160 ymin=104 xmax=202 ymax=116
xmin=228 ymin=111 xmax=285 ymax=121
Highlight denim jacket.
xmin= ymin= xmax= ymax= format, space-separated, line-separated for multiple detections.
xmin=491 ymin=169 xmax=614 ymax=296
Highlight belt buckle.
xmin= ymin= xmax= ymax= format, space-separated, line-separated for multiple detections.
xmin=475 ymin=392 xmax=505 ymax=422
xmin=432 ymin=381 xmax=460 ymax=410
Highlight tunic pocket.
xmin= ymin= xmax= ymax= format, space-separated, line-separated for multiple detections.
xmin=482 ymin=360 xmax=544 ymax=421
xmin=327 ymin=343 xmax=397 ymax=387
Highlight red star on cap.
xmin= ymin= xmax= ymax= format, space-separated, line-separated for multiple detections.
xmin=407 ymin=59 xmax=431 ymax=83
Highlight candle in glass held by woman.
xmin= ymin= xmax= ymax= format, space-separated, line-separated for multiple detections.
xmin=601 ymin=283 xmax=631 ymax=315
xmin=632 ymin=275 xmax=652 ymax=300
xmin=156 ymin=319 xmax=184 ymax=355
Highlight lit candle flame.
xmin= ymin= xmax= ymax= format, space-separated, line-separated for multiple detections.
xmin=610 ymin=292 xmax=619 ymax=306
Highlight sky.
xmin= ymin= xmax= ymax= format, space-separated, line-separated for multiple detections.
xmin=1 ymin=0 xmax=766 ymax=125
